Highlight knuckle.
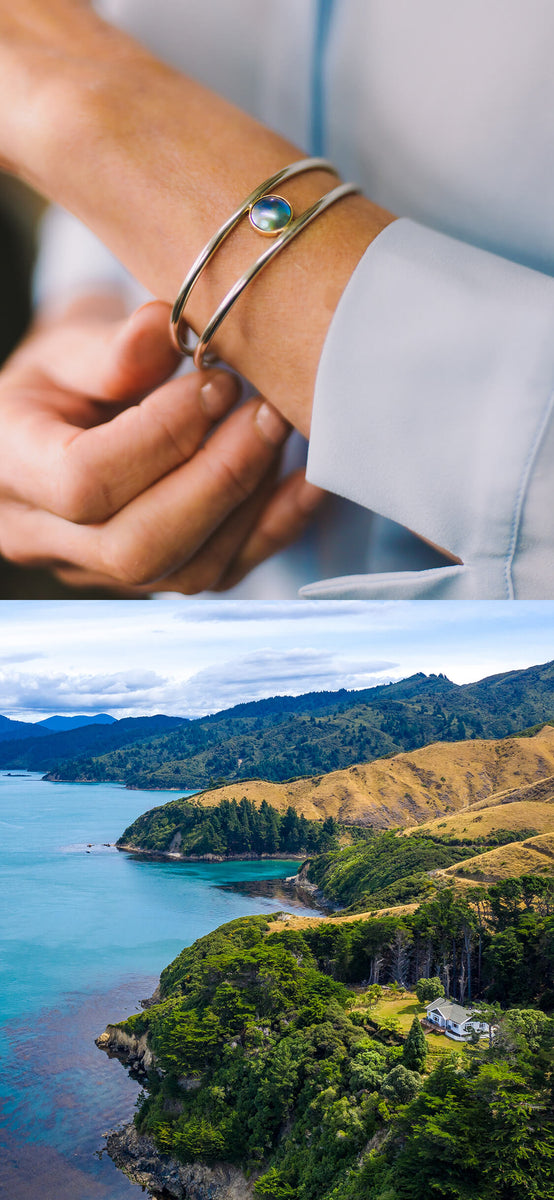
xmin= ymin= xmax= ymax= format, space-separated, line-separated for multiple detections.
xmin=99 ymin=537 xmax=160 ymax=589
xmin=55 ymin=473 xmax=92 ymax=524
xmin=55 ymin=468 xmax=96 ymax=524
xmin=0 ymin=530 xmax=44 ymax=569
xmin=1 ymin=536 xmax=29 ymax=566
xmin=148 ymin=404 xmax=195 ymax=464
xmin=203 ymin=450 xmax=252 ymax=507
xmin=56 ymin=440 xmax=114 ymax=524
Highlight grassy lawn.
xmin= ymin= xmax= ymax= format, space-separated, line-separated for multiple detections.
xmin=371 ymin=990 xmax=422 ymax=1033
xmin=362 ymin=989 xmax=470 ymax=1063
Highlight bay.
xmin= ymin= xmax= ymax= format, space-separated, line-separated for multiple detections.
xmin=0 ymin=772 xmax=318 ymax=1198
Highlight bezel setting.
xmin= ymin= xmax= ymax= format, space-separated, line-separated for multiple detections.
xmin=249 ymin=194 xmax=294 ymax=237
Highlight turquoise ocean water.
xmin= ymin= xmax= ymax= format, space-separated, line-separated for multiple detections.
xmin=0 ymin=772 xmax=317 ymax=1198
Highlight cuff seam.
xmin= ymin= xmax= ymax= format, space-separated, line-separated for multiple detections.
xmin=504 ymin=385 xmax=554 ymax=599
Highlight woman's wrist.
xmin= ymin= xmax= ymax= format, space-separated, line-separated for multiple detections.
xmin=5 ymin=11 xmax=394 ymax=434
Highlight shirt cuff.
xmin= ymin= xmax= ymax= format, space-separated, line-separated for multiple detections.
xmin=306 ymin=218 xmax=554 ymax=595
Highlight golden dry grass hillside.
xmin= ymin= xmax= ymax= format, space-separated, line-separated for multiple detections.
xmin=268 ymin=903 xmax=420 ymax=936
xmin=436 ymin=832 xmax=554 ymax=884
xmin=193 ymin=725 xmax=554 ymax=830
xmin=402 ymin=776 xmax=554 ymax=841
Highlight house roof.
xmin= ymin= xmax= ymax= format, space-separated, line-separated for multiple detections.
xmin=426 ymin=999 xmax=473 ymax=1025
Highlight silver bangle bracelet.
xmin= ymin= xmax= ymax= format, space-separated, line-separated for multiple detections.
xmin=192 ymin=180 xmax=361 ymax=370
xmin=170 ymin=156 xmax=339 ymax=358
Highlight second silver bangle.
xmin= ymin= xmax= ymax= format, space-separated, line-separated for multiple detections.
xmin=192 ymin=181 xmax=361 ymax=370
xmin=170 ymin=156 xmax=339 ymax=358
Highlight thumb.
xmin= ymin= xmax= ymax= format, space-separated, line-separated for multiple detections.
xmin=36 ymin=300 xmax=182 ymax=401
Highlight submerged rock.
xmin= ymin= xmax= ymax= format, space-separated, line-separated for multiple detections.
xmin=106 ymin=1123 xmax=254 ymax=1200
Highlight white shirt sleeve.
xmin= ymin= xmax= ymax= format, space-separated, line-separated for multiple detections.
xmin=306 ymin=218 xmax=554 ymax=600
xmin=33 ymin=205 xmax=149 ymax=313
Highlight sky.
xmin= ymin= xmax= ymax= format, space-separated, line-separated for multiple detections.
xmin=1 ymin=599 xmax=554 ymax=720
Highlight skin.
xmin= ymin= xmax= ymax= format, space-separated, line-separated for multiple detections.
xmin=0 ymin=0 xmax=397 ymax=591
xmin=0 ymin=300 xmax=325 ymax=590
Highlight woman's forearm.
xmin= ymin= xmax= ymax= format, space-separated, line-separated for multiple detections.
xmin=2 ymin=4 xmax=394 ymax=434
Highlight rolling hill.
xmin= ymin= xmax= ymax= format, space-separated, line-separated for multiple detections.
xmin=17 ymin=656 xmax=554 ymax=788
xmin=119 ymin=726 xmax=554 ymax=908
xmin=167 ymin=724 xmax=554 ymax=828
xmin=402 ymin=774 xmax=554 ymax=840
xmin=0 ymin=715 xmax=186 ymax=771
xmin=438 ymin=832 xmax=554 ymax=883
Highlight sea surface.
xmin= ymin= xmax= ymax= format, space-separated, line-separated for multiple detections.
xmin=0 ymin=772 xmax=318 ymax=1199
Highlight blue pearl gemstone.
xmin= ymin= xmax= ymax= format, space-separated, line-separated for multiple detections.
xmin=249 ymin=195 xmax=293 ymax=235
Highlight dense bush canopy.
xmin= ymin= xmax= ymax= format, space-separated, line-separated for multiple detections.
xmin=119 ymin=796 xmax=340 ymax=858
xmin=113 ymin=886 xmax=554 ymax=1200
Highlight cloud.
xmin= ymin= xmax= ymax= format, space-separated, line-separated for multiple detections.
xmin=0 ymin=649 xmax=400 ymax=721
xmin=177 ymin=648 xmax=399 ymax=716
xmin=0 ymin=669 xmax=169 ymax=717
xmin=172 ymin=601 xmax=378 ymax=623
xmin=0 ymin=652 xmax=46 ymax=664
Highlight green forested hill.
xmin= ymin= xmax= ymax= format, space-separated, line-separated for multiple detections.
xmin=0 ymin=714 xmax=52 ymax=743
xmin=118 ymin=796 xmax=340 ymax=859
xmin=34 ymin=659 xmax=554 ymax=787
xmin=102 ymin=894 xmax=554 ymax=1200
xmin=0 ymin=715 xmax=186 ymax=772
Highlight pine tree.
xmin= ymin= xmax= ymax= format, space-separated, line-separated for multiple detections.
xmin=403 ymin=1016 xmax=427 ymax=1072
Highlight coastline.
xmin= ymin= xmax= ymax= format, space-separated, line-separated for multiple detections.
xmin=96 ymin=862 xmax=337 ymax=1195
xmin=116 ymin=842 xmax=308 ymax=863
xmin=116 ymin=846 xmax=339 ymax=912
xmin=105 ymin=1125 xmax=254 ymax=1200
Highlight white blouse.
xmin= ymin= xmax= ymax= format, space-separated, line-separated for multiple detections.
xmin=35 ymin=0 xmax=554 ymax=599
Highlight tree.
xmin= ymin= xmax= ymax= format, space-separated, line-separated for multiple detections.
xmin=380 ymin=1065 xmax=421 ymax=1105
xmin=415 ymin=976 xmax=444 ymax=1005
xmin=390 ymin=929 xmax=410 ymax=986
xmin=390 ymin=1059 xmax=554 ymax=1199
xmin=469 ymin=1001 xmax=503 ymax=1049
xmin=254 ymin=1168 xmax=295 ymax=1197
xmin=364 ymin=984 xmax=383 ymax=1008
xmin=403 ymin=1017 xmax=427 ymax=1072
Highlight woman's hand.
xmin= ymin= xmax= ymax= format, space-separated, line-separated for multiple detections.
xmin=0 ymin=0 xmax=394 ymax=438
xmin=0 ymin=301 xmax=324 ymax=593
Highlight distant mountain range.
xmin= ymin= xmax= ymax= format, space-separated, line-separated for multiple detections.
xmin=0 ymin=715 xmax=186 ymax=770
xmin=1 ymin=657 xmax=554 ymax=788
xmin=0 ymin=712 xmax=116 ymax=742
xmin=37 ymin=714 xmax=116 ymax=732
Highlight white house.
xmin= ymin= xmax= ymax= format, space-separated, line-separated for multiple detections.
xmin=425 ymin=999 xmax=491 ymax=1041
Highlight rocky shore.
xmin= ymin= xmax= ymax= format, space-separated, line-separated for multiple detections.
xmin=96 ymin=1023 xmax=155 ymax=1077
xmin=288 ymin=860 xmax=340 ymax=911
xmin=116 ymin=840 xmax=307 ymax=863
xmin=97 ymin=1023 xmax=254 ymax=1198
xmin=105 ymin=1124 xmax=254 ymax=1200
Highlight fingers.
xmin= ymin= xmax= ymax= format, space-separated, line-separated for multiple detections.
xmin=54 ymin=367 xmax=241 ymax=523
xmin=155 ymin=468 xmax=279 ymax=595
xmin=214 ymin=471 xmax=326 ymax=591
xmin=2 ymin=361 xmax=240 ymax=523
xmin=95 ymin=399 xmax=291 ymax=584
xmin=18 ymin=301 xmax=181 ymax=402
xmin=1 ymin=400 xmax=291 ymax=587
xmin=51 ymin=563 xmax=147 ymax=596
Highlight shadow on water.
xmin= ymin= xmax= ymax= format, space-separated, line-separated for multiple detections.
xmin=217 ymin=872 xmax=336 ymax=913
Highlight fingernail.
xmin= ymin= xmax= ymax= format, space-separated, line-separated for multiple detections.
xmin=200 ymin=371 xmax=238 ymax=419
xmin=255 ymin=401 xmax=290 ymax=446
